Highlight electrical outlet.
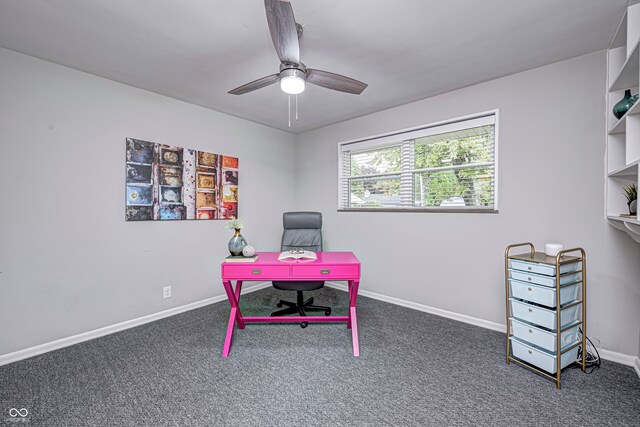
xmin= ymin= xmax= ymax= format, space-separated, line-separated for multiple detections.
xmin=163 ymin=286 xmax=172 ymax=299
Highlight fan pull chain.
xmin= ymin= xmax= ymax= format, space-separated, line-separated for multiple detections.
xmin=295 ymin=94 xmax=298 ymax=120
xmin=288 ymin=94 xmax=291 ymax=128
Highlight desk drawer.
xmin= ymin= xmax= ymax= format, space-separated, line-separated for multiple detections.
xmin=291 ymin=264 xmax=359 ymax=278
xmin=222 ymin=265 xmax=290 ymax=279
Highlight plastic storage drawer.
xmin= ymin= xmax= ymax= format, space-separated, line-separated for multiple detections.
xmin=510 ymin=337 xmax=579 ymax=374
xmin=509 ymin=269 xmax=580 ymax=287
xmin=510 ymin=279 xmax=580 ymax=308
xmin=510 ymin=318 xmax=580 ymax=353
xmin=511 ymin=259 xmax=580 ymax=276
xmin=509 ymin=298 xmax=580 ymax=330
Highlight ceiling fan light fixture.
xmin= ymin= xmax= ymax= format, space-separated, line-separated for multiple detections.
xmin=279 ymin=68 xmax=306 ymax=94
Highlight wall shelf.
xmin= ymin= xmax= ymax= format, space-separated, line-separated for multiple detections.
xmin=607 ymin=216 xmax=640 ymax=243
xmin=606 ymin=2 xmax=640 ymax=244
xmin=608 ymin=160 xmax=639 ymax=177
xmin=609 ymin=40 xmax=639 ymax=92
xmin=607 ymin=214 xmax=639 ymax=224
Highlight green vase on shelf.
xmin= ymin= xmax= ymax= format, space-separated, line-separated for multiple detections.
xmin=613 ymin=89 xmax=637 ymax=119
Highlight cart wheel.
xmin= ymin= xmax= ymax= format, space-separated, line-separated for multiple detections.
xmin=301 ymin=322 xmax=308 ymax=328
xmin=325 ymin=309 xmax=332 ymax=316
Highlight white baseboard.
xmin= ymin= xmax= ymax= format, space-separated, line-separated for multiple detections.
xmin=3 ymin=281 xmax=640 ymax=380
xmin=325 ymin=282 xmax=640 ymax=377
xmin=325 ymin=282 xmax=505 ymax=333
xmin=0 ymin=282 xmax=271 ymax=367
xmin=598 ymin=349 xmax=639 ymax=367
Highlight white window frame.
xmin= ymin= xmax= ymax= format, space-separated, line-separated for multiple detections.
xmin=337 ymin=110 xmax=499 ymax=213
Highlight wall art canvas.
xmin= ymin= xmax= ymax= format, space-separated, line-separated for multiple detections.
xmin=125 ymin=138 xmax=239 ymax=221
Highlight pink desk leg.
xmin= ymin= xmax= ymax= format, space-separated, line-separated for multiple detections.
xmin=348 ymin=279 xmax=360 ymax=357
xmin=222 ymin=280 xmax=245 ymax=357
xmin=222 ymin=308 xmax=236 ymax=358
xmin=347 ymin=280 xmax=354 ymax=329
xmin=233 ymin=281 xmax=245 ymax=329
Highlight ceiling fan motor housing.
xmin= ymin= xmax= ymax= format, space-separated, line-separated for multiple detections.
xmin=279 ymin=61 xmax=306 ymax=74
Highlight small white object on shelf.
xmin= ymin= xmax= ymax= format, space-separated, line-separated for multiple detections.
xmin=242 ymin=245 xmax=256 ymax=257
xmin=544 ymin=243 xmax=564 ymax=257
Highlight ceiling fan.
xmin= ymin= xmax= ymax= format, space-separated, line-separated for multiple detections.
xmin=228 ymin=0 xmax=368 ymax=96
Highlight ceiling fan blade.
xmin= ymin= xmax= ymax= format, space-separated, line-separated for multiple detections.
xmin=264 ymin=0 xmax=300 ymax=64
xmin=228 ymin=74 xmax=279 ymax=95
xmin=306 ymin=69 xmax=368 ymax=94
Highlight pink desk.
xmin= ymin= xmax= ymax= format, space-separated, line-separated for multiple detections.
xmin=220 ymin=251 xmax=361 ymax=358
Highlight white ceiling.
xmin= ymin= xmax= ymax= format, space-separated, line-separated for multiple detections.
xmin=0 ymin=0 xmax=628 ymax=133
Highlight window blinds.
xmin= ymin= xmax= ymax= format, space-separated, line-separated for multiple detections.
xmin=338 ymin=113 xmax=497 ymax=211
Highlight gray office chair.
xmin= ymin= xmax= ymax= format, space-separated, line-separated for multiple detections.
xmin=271 ymin=212 xmax=331 ymax=328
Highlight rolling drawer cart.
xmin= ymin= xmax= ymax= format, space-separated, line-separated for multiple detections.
xmin=505 ymin=243 xmax=586 ymax=389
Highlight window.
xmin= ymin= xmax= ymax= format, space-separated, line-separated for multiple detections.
xmin=338 ymin=112 xmax=497 ymax=212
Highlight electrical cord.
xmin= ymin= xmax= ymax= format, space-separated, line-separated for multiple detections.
xmin=576 ymin=327 xmax=600 ymax=373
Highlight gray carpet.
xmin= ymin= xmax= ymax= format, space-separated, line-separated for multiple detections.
xmin=1 ymin=287 xmax=639 ymax=426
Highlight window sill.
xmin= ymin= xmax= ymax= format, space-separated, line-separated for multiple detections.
xmin=338 ymin=208 xmax=499 ymax=214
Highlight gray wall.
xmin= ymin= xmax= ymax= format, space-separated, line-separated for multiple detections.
xmin=2 ymin=47 xmax=639 ymax=361
xmin=295 ymin=51 xmax=640 ymax=358
xmin=0 ymin=48 xmax=296 ymax=355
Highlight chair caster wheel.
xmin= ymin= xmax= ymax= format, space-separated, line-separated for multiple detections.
xmin=325 ymin=309 xmax=332 ymax=316
xmin=276 ymin=303 xmax=283 ymax=308
xmin=301 ymin=322 xmax=308 ymax=328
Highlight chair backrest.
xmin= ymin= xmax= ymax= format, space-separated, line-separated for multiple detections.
xmin=280 ymin=212 xmax=323 ymax=252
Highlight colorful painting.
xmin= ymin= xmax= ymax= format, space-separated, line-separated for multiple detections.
xmin=125 ymin=138 xmax=238 ymax=221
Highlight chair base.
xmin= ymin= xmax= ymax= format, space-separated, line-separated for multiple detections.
xmin=271 ymin=290 xmax=331 ymax=328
